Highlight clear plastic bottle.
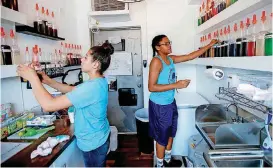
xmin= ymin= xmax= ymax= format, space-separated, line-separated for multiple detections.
xmin=1 ymin=27 xmax=12 ymax=65
xmin=10 ymin=29 xmax=21 ymax=65
xmin=32 ymin=45 xmax=41 ymax=71
xmin=24 ymin=47 xmax=31 ymax=64
xmin=255 ymin=11 xmax=267 ymax=56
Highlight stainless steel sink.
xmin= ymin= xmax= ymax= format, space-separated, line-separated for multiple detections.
xmin=214 ymin=159 xmax=263 ymax=167
xmin=204 ymin=149 xmax=265 ymax=168
xmin=196 ymin=104 xmax=228 ymax=123
xmin=195 ymin=104 xmax=264 ymax=149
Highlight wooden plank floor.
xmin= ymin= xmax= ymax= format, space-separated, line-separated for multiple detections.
xmin=106 ymin=134 xmax=154 ymax=167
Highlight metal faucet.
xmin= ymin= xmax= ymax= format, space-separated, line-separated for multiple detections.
xmin=227 ymin=103 xmax=240 ymax=123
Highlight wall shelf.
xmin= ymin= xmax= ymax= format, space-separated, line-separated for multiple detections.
xmin=89 ymin=10 xmax=131 ymax=23
xmin=197 ymin=0 xmax=272 ymax=34
xmin=15 ymin=25 xmax=65 ymax=41
xmin=1 ymin=6 xmax=27 ymax=25
xmin=1 ymin=65 xmax=18 ymax=79
xmin=183 ymin=56 xmax=272 ymax=72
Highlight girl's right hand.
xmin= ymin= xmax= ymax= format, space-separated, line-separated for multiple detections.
xmin=37 ymin=71 xmax=52 ymax=85
xmin=175 ymin=79 xmax=191 ymax=89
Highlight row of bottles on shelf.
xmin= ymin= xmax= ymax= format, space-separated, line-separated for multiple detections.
xmin=24 ymin=42 xmax=83 ymax=69
xmin=33 ymin=3 xmax=58 ymax=37
xmin=60 ymin=42 xmax=83 ymax=66
xmin=198 ymin=0 xmax=238 ymax=26
xmin=1 ymin=26 xmax=83 ymax=67
xmin=1 ymin=28 xmax=20 ymax=65
xmin=199 ymin=10 xmax=273 ymax=58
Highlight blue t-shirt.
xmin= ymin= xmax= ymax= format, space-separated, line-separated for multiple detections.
xmin=66 ymin=78 xmax=110 ymax=152
xmin=149 ymin=56 xmax=176 ymax=105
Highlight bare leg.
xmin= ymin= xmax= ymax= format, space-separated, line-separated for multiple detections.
xmin=156 ymin=142 xmax=165 ymax=159
xmin=166 ymin=137 xmax=173 ymax=151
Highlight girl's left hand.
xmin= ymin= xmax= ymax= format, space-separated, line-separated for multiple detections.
xmin=17 ymin=64 xmax=38 ymax=82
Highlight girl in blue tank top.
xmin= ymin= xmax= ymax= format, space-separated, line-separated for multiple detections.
xmin=148 ymin=35 xmax=217 ymax=167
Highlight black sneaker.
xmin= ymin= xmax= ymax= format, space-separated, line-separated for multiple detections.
xmin=164 ymin=159 xmax=183 ymax=167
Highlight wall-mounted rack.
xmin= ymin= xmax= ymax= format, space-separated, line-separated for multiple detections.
xmin=215 ymin=87 xmax=272 ymax=115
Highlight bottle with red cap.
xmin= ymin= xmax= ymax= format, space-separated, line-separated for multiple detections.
xmin=240 ymin=19 xmax=248 ymax=56
xmin=246 ymin=15 xmax=257 ymax=56
xmin=218 ymin=28 xmax=224 ymax=57
xmin=236 ymin=21 xmax=245 ymax=56
xmin=214 ymin=30 xmax=221 ymax=57
xmin=222 ymin=27 xmax=228 ymax=57
xmin=24 ymin=47 xmax=30 ymax=64
xmin=52 ymin=11 xmax=58 ymax=37
xmin=32 ymin=45 xmax=41 ymax=71
xmin=34 ymin=3 xmax=43 ymax=33
xmin=229 ymin=23 xmax=237 ymax=57
xmin=46 ymin=9 xmax=53 ymax=36
xmin=1 ymin=27 xmax=12 ymax=65
xmin=9 ymin=29 xmax=20 ymax=64
xmin=41 ymin=7 xmax=48 ymax=35
xmin=255 ymin=11 xmax=268 ymax=56
xmin=67 ymin=44 xmax=72 ymax=66
xmin=210 ymin=32 xmax=217 ymax=58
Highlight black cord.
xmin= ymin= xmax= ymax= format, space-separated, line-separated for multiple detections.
xmin=62 ymin=68 xmax=81 ymax=85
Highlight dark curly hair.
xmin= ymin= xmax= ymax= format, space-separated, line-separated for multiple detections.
xmin=91 ymin=40 xmax=114 ymax=74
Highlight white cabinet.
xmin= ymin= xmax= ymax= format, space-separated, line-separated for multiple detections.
xmin=50 ymin=139 xmax=84 ymax=167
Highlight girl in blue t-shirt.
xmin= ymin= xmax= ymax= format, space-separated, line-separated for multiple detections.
xmin=149 ymin=35 xmax=217 ymax=167
xmin=17 ymin=41 xmax=114 ymax=167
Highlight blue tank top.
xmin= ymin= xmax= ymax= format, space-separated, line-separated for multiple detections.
xmin=149 ymin=56 xmax=176 ymax=105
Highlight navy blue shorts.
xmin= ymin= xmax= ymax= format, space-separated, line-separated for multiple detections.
xmin=149 ymin=99 xmax=178 ymax=147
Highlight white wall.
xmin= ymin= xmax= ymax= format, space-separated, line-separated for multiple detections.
xmin=1 ymin=0 xmax=81 ymax=113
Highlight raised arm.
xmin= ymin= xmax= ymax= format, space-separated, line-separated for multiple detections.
xmin=38 ymin=72 xmax=75 ymax=93
xmin=170 ymin=39 xmax=218 ymax=63
xmin=17 ymin=65 xmax=72 ymax=112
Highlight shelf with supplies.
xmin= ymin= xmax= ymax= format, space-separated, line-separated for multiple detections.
xmin=15 ymin=25 xmax=65 ymax=41
xmin=1 ymin=65 xmax=18 ymax=79
xmin=197 ymin=0 xmax=272 ymax=34
xmin=1 ymin=6 xmax=27 ymax=25
xmin=183 ymin=56 xmax=272 ymax=72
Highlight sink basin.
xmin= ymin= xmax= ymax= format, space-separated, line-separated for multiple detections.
xmin=204 ymin=149 xmax=265 ymax=168
xmin=196 ymin=104 xmax=228 ymax=123
xmin=196 ymin=122 xmax=263 ymax=149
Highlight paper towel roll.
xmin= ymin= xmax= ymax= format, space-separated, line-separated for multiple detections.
xmin=205 ymin=68 xmax=224 ymax=80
